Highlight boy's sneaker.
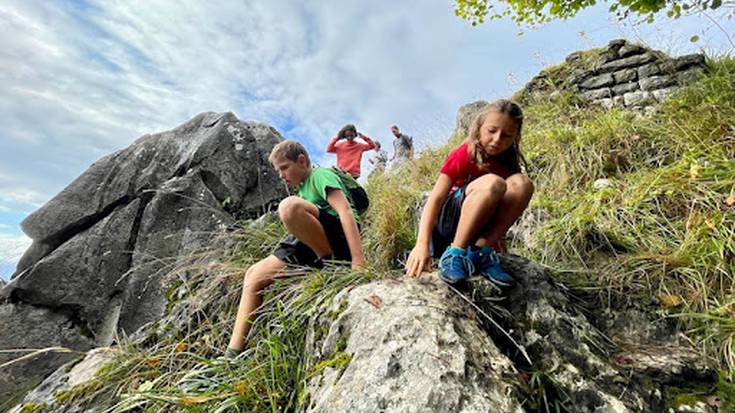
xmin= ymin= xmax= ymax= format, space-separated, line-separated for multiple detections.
xmin=467 ymin=246 xmax=514 ymax=288
xmin=438 ymin=246 xmax=473 ymax=284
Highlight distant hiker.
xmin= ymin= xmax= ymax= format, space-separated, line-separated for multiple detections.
xmin=389 ymin=125 xmax=414 ymax=170
xmin=405 ymin=99 xmax=533 ymax=288
xmin=226 ymin=140 xmax=366 ymax=358
xmin=368 ymin=141 xmax=388 ymax=172
xmin=326 ymin=124 xmax=378 ymax=179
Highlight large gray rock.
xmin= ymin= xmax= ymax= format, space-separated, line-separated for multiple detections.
xmin=9 ymin=348 xmax=116 ymax=413
xmin=304 ymin=276 xmax=524 ymax=413
xmin=453 ymin=100 xmax=489 ymax=137
xmin=1 ymin=112 xmax=288 ymax=406
xmin=0 ymin=303 xmax=94 ymax=410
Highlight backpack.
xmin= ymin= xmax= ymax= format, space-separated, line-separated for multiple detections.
xmin=330 ymin=167 xmax=370 ymax=214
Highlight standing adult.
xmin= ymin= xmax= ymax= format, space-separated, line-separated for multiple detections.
xmin=390 ymin=125 xmax=414 ymax=170
xmin=326 ymin=124 xmax=378 ymax=179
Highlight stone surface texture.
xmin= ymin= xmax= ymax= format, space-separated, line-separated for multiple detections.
xmin=304 ymin=276 xmax=524 ymax=413
xmin=9 ymin=348 xmax=117 ymax=413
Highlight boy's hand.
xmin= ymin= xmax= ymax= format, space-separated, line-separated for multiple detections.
xmin=405 ymin=244 xmax=432 ymax=277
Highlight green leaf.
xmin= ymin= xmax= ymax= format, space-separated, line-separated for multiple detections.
xmin=690 ymin=35 xmax=700 ymax=43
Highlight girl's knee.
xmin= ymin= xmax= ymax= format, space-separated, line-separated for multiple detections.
xmin=469 ymin=174 xmax=507 ymax=197
xmin=507 ymin=174 xmax=534 ymax=196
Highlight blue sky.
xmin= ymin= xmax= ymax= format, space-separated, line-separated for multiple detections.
xmin=0 ymin=1 xmax=733 ymax=279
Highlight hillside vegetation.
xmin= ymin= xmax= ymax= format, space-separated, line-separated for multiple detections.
xmin=23 ymin=56 xmax=735 ymax=413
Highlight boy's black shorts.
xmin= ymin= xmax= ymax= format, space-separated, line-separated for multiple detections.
xmin=273 ymin=209 xmax=351 ymax=267
xmin=430 ymin=186 xmax=492 ymax=258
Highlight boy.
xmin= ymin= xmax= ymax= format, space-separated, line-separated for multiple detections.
xmin=226 ymin=140 xmax=365 ymax=358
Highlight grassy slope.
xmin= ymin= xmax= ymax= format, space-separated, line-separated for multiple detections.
xmin=34 ymin=57 xmax=735 ymax=412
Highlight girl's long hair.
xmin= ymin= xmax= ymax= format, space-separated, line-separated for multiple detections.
xmin=465 ymin=99 xmax=525 ymax=173
xmin=337 ymin=124 xmax=357 ymax=140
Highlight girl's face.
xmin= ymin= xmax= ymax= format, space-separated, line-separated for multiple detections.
xmin=478 ymin=112 xmax=519 ymax=156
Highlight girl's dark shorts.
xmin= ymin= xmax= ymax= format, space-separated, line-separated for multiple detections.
xmin=429 ymin=186 xmax=493 ymax=258
xmin=273 ymin=209 xmax=351 ymax=267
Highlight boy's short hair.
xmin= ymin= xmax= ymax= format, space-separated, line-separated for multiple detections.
xmin=269 ymin=140 xmax=310 ymax=166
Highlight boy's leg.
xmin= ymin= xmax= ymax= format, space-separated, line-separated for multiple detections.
xmin=228 ymin=255 xmax=287 ymax=352
xmin=476 ymin=173 xmax=534 ymax=252
xmin=451 ymin=174 xmax=507 ymax=249
xmin=278 ymin=196 xmax=332 ymax=258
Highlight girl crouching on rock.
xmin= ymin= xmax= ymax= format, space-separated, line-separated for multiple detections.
xmin=405 ymin=99 xmax=534 ymax=287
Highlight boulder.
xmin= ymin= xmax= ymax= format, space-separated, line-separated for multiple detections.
xmin=0 ymin=303 xmax=94 ymax=410
xmin=453 ymin=100 xmax=489 ymax=137
xmin=9 ymin=348 xmax=117 ymax=413
xmin=304 ymin=276 xmax=524 ymax=413
xmin=1 ymin=112 xmax=288 ymax=406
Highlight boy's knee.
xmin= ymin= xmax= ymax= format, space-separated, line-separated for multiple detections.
xmin=243 ymin=262 xmax=275 ymax=292
xmin=278 ymin=196 xmax=303 ymax=222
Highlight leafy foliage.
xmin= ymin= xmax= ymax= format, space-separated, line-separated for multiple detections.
xmin=453 ymin=0 xmax=733 ymax=26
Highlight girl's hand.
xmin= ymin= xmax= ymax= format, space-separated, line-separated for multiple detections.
xmin=351 ymin=258 xmax=366 ymax=270
xmin=405 ymin=244 xmax=432 ymax=278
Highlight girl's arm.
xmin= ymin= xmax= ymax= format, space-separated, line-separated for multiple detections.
xmin=405 ymin=173 xmax=453 ymax=277
xmin=326 ymin=189 xmax=365 ymax=269
xmin=357 ymin=132 xmax=377 ymax=150
xmin=326 ymin=136 xmax=340 ymax=153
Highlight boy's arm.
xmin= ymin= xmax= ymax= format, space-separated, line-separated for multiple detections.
xmin=406 ymin=173 xmax=453 ymax=277
xmin=326 ymin=136 xmax=340 ymax=153
xmin=326 ymin=189 xmax=365 ymax=269
xmin=357 ymin=132 xmax=377 ymax=150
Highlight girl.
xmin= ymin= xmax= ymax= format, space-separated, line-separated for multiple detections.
xmin=405 ymin=99 xmax=534 ymax=286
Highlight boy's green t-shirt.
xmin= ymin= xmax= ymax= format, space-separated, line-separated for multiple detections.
xmin=298 ymin=167 xmax=359 ymax=221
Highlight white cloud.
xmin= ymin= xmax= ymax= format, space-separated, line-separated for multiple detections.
xmin=0 ymin=232 xmax=32 ymax=280
xmin=0 ymin=0 xmax=731 ymax=220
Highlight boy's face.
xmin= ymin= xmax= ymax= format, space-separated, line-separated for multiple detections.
xmin=272 ymin=154 xmax=309 ymax=186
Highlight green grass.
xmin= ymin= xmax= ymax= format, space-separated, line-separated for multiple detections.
xmin=514 ymin=56 xmax=735 ymax=376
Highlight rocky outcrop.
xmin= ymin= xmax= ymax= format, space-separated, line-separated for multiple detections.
xmin=8 ymin=348 xmax=117 ymax=413
xmin=304 ymin=276 xmax=524 ymax=413
xmin=0 ymin=112 xmax=288 ymax=407
xmin=304 ymin=256 xmax=717 ymax=412
xmin=521 ymin=39 xmax=707 ymax=110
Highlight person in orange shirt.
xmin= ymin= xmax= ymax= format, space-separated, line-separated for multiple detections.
xmin=326 ymin=124 xmax=378 ymax=178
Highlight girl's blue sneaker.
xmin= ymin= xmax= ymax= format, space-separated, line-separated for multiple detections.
xmin=467 ymin=246 xmax=514 ymax=288
xmin=438 ymin=246 xmax=473 ymax=284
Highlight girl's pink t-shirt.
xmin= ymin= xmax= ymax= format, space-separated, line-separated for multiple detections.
xmin=440 ymin=143 xmax=518 ymax=188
